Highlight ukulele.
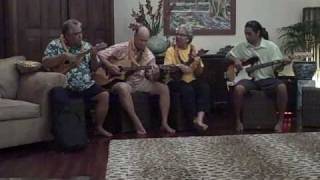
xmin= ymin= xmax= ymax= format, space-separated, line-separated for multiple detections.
xmin=168 ymin=48 xmax=209 ymax=80
xmin=51 ymin=42 xmax=108 ymax=74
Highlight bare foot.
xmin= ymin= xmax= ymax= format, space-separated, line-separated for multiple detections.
xmin=274 ymin=120 xmax=283 ymax=133
xmin=193 ymin=120 xmax=208 ymax=131
xmin=95 ymin=127 xmax=113 ymax=137
xmin=133 ymin=122 xmax=147 ymax=135
xmin=136 ymin=128 xmax=147 ymax=135
xmin=161 ymin=124 xmax=176 ymax=134
xmin=236 ymin=121 xmax=243 ymax=133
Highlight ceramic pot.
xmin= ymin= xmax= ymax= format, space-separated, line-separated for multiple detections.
xmin=147 ymin=34 xmax=169 ymax=55
xmin=293 ymin=61 xmax=317 ymax=80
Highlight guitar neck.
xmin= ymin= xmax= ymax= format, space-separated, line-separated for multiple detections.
xmin=238 ymin=52 xmax=312 ymax=76
xmin=246 ymin=60 xmax=282 ymax=74
xmin=159 ymin=64 xmax=181 ymax=71
xmin=121 ymin=65 xmax=151 ymax=71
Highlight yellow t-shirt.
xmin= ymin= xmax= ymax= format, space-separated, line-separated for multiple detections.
xmin=164 ymin=44 xmax=204 ymax=83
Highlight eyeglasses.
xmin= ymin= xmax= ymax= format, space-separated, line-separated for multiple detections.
xmin=176 ymin=33 xmax=188 ymax=37
xmin=176 ymin=34 xmax=189 ymax=40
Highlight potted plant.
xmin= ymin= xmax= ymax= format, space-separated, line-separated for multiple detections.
xmin=279 ymin=21 xmax=320 ymax=80
xmin=131 ymin=0 xmax=169 ymax=55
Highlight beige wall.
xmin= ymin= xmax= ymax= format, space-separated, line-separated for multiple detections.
xmin=114 ymin=0 xmax=320 ymax=54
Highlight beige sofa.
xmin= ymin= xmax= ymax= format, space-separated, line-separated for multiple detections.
xmin=0 ymin=56 xmax=66 ymax=149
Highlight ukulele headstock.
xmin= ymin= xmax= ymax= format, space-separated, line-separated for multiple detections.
xmin=197 ymin=49 xmax=209 ymax=57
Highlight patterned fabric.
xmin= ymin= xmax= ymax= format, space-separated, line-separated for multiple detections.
xmin=107 ymin=132 xmax=320 ymax=179
xmin=164 ymin=44 xmax=204 ymax=83
xmin=227 ymin=38 xmax=283 ymax=81
xmin=97 ymin=39 xmax=157 ymax=88
xmin=16 ymin=61 xmax=42 ymax=74
xmin=43 ymin=39 xmax=95 ymax=91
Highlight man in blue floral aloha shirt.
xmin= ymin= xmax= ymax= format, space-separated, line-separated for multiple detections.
xmin=42 ymin=19 xmax=112 ymax=137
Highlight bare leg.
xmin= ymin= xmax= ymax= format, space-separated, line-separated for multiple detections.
xmin=93 ymin=91 xmax=113 ymax=137
xmin=150 ymin=82 xmax=175 ymax=133
xmin=274 ymin=83 xmax=288 ymax=132
xmin=193 ymin=111 xmax=208 ymax=131
xmin=113 ymin=83 xmax=146 ymax=135
xmin=233 ymin=85 xmax=246 ymax=132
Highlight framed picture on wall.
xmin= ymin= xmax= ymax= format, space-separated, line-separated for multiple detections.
xmin=164 ymin=0 xmax=236 ymax=35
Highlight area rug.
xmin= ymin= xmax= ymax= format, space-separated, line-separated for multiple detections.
xmin=106 ymin=132 xmax=320 ymax=179
xmin=0 ymin=177 xmax=90 ymax=180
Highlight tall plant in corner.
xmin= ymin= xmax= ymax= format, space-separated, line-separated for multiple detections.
xmin=279 ymin=21 xmax=320 ymax=80
xmin=131 ymin=0 xmax=163 ymax=36
xmin=279 ymin=21 xmax=320 ymax=54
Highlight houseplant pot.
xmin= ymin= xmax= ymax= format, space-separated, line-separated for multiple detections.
xmin=280 ymin=20 xmax=320 ymax=80
xmin=147 ymin=34 xmax=169 ymax=55
xmin=131 ymin=0 xmax=168 ymax=55
xmin=292 ymin=61 xmax=317 ymax=80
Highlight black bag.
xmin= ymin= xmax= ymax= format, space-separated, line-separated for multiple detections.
xmin=51 ymin=98 xmax=88 ymax=151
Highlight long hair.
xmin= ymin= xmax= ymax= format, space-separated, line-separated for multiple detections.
xmin=245 ymin=20 xmax=269 ymax=40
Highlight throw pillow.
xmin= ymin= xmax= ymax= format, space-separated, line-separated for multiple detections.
xmin=16 ymin=61 xmax=42 ymax=74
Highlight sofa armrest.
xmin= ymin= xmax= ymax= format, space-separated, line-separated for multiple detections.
xmin=17 ymin=72 xmax=66 ymax=118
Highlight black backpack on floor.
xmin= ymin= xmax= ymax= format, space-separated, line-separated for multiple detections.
xmin=51 ymin=98 xmax=88 ymax=151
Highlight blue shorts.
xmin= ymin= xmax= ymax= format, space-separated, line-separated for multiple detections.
xmin=236 ymin=78 xmax=284 ymax=96
xmin=69 ymin=84 xmax=106 ymax=104
xmin=50 ymin=84 xmax=106 ymax=107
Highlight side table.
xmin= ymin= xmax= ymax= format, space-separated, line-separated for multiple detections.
xmin=296 ymin=80 xmax=315 ymax=130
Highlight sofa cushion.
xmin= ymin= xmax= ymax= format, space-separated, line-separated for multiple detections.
xmin=0 ymin=99 xmax=40 ymax=121
xmin=0 ymin=56 xmax=26 ymax=99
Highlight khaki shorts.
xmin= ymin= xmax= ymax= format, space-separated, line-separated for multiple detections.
xmin=104 ymin=79 xmax=154 ymax=93
xmin=127 ymin=78 xmax=154 ymax=93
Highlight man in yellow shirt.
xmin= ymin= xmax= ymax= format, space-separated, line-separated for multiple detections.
xmin=164 ymin=25 xmax=210 ymax=131
xmin=227 ymin=20 xmax=289 ymax=133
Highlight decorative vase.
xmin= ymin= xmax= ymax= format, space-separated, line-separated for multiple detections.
xmin=292 ymin=61 xmax=317 ymax=80
xmin=147 ymin=34 xmax=169 ymax=55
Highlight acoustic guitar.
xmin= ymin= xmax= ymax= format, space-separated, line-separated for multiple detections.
xmin=94 ymin=63 xmax=181 ymax=86
xmin=226 ymin=52 xmax=313 ymax=86
xmin=51 ymin=42 xmax=108 ymax=74
xmin=99 ymin=65 xmax=153 ymax=85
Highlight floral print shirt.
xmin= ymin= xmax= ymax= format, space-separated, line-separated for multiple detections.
xmin=43 ymin=39 xmax=95 ymax=91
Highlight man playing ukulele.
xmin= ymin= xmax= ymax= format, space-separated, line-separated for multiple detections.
xmin=42 ymin=19 xmax=112 ymax=137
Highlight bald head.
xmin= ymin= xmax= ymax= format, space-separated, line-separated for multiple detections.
xmin=134 ymin=26 xmax=150 ymax=51
xmin=134 ymin=26 xmax=150 ymax=38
